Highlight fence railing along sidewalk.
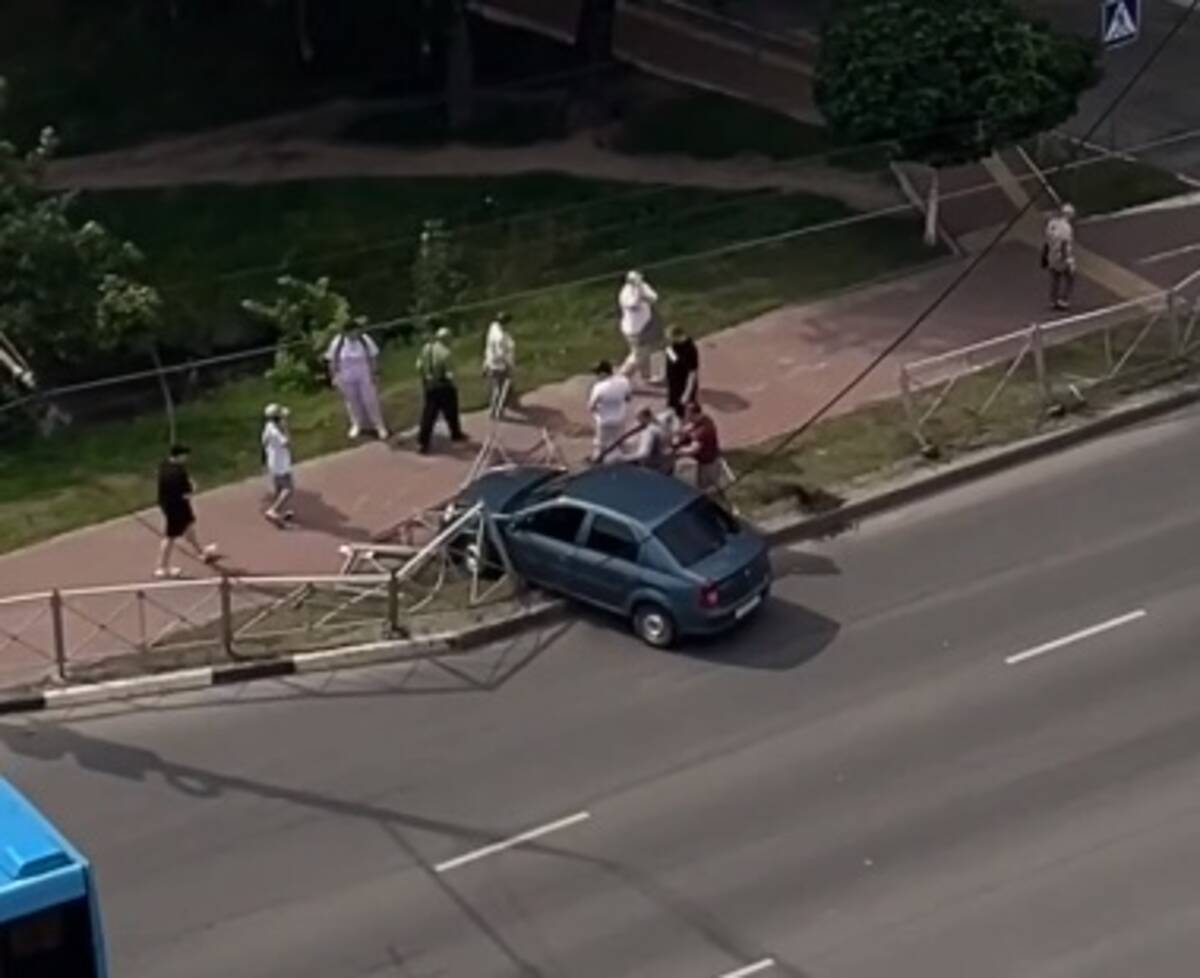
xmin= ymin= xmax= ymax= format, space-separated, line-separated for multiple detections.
xmin=899 ymin=269 xmax=1200 ymax=450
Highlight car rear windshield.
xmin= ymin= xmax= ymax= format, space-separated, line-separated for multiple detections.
xmin=654 ymin=498 xmax=740 ymax=567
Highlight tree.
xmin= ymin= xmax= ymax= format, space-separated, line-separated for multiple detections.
xmin=815 ymin=0 xmax=1098 ymax=245
xmin=0 ymin=78 xmax=164 ymax=401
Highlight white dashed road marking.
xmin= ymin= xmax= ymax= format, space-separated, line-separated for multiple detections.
xmin=1004 ymin=610 xmax=1147 ymax=666
xmin=716 ymin=960 xmax=776 ymax=978
xmin=434 ymin=811 xmax=591 ymax=873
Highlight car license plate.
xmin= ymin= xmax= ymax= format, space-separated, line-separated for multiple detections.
xmin=734 ymin=594 xmax=762 ymax=620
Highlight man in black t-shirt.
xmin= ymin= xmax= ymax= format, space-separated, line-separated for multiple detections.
xmin=155 ymin=444 xmax=219 ymax=578
xmin=664 ymin=326 xmax=700 ymax=419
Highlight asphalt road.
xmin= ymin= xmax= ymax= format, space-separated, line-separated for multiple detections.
xmin=8 ymin=404 xmax=1200 ymax=977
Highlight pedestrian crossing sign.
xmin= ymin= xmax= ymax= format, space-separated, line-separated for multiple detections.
xmin=1102 ymin=0 xmax=1140 ymax=49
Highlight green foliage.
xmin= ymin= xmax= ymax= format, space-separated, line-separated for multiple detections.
xmin=815 ymin=0 xmax=1099 ymax=168
xmin=0 ymin=78 xmax=163 ymax=388
xmin=409 ymin=219 xmax=469 ymax=338
xmin=242 ymin=276 xmax=364 ymax=392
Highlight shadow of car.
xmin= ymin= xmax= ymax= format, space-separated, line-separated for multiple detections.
xmin=451 ymin=463 xmax=772 ymax=648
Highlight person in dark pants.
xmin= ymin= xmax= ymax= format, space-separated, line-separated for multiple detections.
xmin=664 ymin=325 xmax=700 ymax=419
xmin=154 ymin=444 xmax=219 ymax=578
xmin=416 ymin=326 xmax=466 ymax=454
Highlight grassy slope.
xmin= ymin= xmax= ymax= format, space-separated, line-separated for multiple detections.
xmin=0 ymin=175 xmax=933 ymax=552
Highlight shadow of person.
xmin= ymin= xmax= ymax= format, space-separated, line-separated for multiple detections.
xmin=701 ymin=388 xmax=752 ymax=413
xmin=287 ymin=489 xmax=374 ymax=542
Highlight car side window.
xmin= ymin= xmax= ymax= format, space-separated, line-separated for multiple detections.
xmin=584 ymin=515 xmax=641 ymax=563
xmin=523 ymin=505 xmax=585 ymax=544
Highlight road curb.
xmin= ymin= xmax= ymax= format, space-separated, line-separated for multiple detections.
xmin=757 ymin=379 xmax=1200 ymax=545
xmin=1 ymin=599 xmax=565 ymax=715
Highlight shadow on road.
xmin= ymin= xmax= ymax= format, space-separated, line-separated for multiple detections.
xmin=771 ymin=547 xmax=841 ymax=578
xmin=684 ymin=594 xmax=840 ymax=671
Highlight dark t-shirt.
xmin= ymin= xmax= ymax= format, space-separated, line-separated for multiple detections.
xmin=665 ymin=338 xmax=699 ymax=404
xmin=157 ymin=460 xmax=193 ymax=513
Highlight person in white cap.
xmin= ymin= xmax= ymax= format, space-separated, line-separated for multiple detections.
xmin=1043 ymin=202 xmax=1077 ymax=311
xmin=416 ymin=323 xmax=466 ymax=454
xmin=618 ymin=270 xmax=662 ymax=383
xmin=261 ymin=403 xmax=295 ymax=527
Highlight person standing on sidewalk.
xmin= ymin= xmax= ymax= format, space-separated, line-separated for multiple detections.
xmin=325 ymin=323 xmax=389 ymax=440
xmin=154 ymin=444 xmax=219 ymax=578
xmin=664 ymin=325 xmax=700 ymax=419
xmin=1043 ymin=203 xmax=1077 ymax=311
xmin=588 ymin=359 xmax=632 ymax=463
xmin=482 ymin=311 xmax=516 ymax=419
xmin=261 ymin=403 xmax=295 ymax=528
xmin=675 ymin=402 xmax=723 ymax=494
xmin=618 ymin=270 xmax=662 ymax=384
xmin=628 ymin=406 xmax=675 ymax=475
xmin=417 ymin=325 xmax=467 ymax=454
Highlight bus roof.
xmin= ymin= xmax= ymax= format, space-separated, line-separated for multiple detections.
xmin=0 ymin=779 xmax=80 ymax=884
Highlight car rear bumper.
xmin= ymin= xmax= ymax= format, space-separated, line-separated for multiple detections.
xmin=683 ymin=579 xmax=771 ymax=636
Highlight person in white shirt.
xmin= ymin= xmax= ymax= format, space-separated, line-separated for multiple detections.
xmin=261 ymin=403 xmax=295 ymax=527
xmin=482 ymin=311 xmax=517 ymax=419
xmin=1043 ymin=202 xmax=1077 ymax=311
xmin=588 ymin=359 xmax=633 ymax=463
xmin=628 ymin=406 xmax=675 ymax=475
xmin=324 ymin=324 xmax=389 ymax=440
xmin=618 ymin=270 xmax=662 ymax=383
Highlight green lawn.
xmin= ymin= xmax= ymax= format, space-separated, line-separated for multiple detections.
xmin=0 ymin=175 xmax=934 ymax=553
xmin=611 ymin=90 xmax=892 ymax=172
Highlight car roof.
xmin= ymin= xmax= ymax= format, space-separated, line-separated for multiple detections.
xmin=559 ymin=464 xmax=698 ymax=528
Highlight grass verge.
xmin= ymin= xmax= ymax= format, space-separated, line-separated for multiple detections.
xmin=0 ymin=176 xmax=934 ymax=553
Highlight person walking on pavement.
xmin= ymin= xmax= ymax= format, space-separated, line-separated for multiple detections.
xmin=628 ymin=406 xmax=675 ymax=475
xmin=325 ymin=322 xmax=389 ymax=440
xmin=675 ymin=401 xmax=723 ymax=494
xmin=261 ymin=403 xmax=296 ymax=528
xmin=588 ymin=359 xmax=632 ymax=463
xmin=1043 ymin=202 xmax=1077 ymax=311
xmin=417 ymin=325 xmax=467 ymax=454
xmin=482 ymin=311 xmax=517 ymax=419
xmin=154 ymin=444 xmax=219 ymax=578
xmin=618 ymin=270 xmax=662 ymax=384
xmin=664 ymin=325 xmax=700 ymax=419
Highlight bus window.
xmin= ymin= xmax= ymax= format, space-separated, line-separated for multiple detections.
xmin=1 ymin=897 xmax=99 ymax=977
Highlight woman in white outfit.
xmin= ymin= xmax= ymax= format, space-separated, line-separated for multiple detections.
xmin=324 ymin=324 xmax=389 ymax=440
xmin=588 ymin=359 xmax=632 ymax=463
xmin=618 ymin=270 xmax=661 ymax=383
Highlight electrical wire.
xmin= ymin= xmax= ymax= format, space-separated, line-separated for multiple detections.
xmin=725 ymin=0 xmax=1200 ymax=493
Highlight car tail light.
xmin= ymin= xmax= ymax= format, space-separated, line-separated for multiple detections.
xmin=699 ymin=584 xmax=720 ymax=609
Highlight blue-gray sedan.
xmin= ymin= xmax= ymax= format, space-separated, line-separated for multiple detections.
xmin=454 ymin=463 xmax=772 ymax=647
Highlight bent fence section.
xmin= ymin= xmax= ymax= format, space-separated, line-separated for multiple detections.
xmin=899 ymin=269 xmax=1200 ymax=450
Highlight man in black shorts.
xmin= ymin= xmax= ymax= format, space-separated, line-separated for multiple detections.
xmin=155 ymin=444 xmax=219 ymax=578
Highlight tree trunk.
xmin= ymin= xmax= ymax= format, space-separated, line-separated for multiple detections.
xmin=445 ymin=0 xmax=474 ymax=134
xmin=924 ymin=167 xmax=941 ymax=248
xmin=295 ymin=0 xmax=316 ymax=65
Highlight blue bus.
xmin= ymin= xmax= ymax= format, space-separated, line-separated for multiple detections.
xmin=0 ymin=777 xmax=107 ymax=976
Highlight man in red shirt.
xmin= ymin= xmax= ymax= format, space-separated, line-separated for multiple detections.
xmin=675 ymin=402 xmax=722 ymax=492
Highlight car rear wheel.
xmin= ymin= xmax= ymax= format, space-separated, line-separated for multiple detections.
xmin=632 ymin=603 xmax=678 ymax=649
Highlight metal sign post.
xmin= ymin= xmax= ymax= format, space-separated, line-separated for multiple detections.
xmin=1101 ymin=0 xmax=1141 ymax=49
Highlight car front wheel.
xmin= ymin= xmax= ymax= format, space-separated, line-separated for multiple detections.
xmin=632 ymin=603 xmax=678 ymax=649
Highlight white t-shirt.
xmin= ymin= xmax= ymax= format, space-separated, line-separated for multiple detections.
xmin=483 ymin=321 xmax=515 ymax=372
xmin=325 ymin=333 xmax=379 ymax=372
xmin=262 ymin=421 xmax=292 ymax=476
xmin=619 ymin=281 xmax=658 ymax=338
xmin=589 ymin=374 xmax=632 ymax=425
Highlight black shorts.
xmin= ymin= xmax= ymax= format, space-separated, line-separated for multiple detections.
xmin=162 ymin=504 xmax=195 ymax=540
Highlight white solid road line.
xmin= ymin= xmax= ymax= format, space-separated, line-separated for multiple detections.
xmin=434 ymin=811 xmax=591 ymax=873
xmin=717 ymin=960 xmax=776 ymax=978
xmin=1138 ymin=241 xmax=1200 ymax=265
xmin=1004 ymin=610 xmax=1147 ymax=666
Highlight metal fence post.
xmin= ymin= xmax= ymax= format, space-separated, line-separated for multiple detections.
xmin=1030 ymin=324 xmax=1051 ymax=408
xmin=387 ymin=570 xmax=401 ymax=637
xmin=49 ymin=590 xmax=68 ymax=682
xmin=218 ymin=575 xmax=234 ymax=658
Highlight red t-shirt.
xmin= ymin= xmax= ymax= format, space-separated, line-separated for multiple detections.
xmin=687 ymin=416 xmax=720 ymax=464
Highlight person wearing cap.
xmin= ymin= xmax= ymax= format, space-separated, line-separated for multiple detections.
xmin=261 ymin=403 xmax=295 ymax=527
xmin=324 ymin=321 xmax=389 ymax=440
xmin=628 ymin=406 xmax=675 ymax=475
xmin=588 ymin=359 xmax=633 ymax=463
xmin=416 ymin=324 xmax=466 ymax=454
xmin=154 ymin=443 xmax=220 ymax=578
xmin=482 ymin=311 xmax=517 ymax=420
xmin=1043 ymin=202 xmax=1077 ymax=311
xmin=618 ymin=270 xmax=662 ymax=384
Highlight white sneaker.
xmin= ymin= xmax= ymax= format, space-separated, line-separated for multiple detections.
xmin=348 ymin=425 xmax=361 ymax=439
xmin=201 ymin=544 xmax=220 ymax=563
xmin=155 ymin=567 xmax=182 ymax=579
xmin=377 ymin=427 xmax=390 ymax=440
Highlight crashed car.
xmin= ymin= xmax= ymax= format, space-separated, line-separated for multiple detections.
xmin=450 ymin=463 xmax=771 ymax=647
